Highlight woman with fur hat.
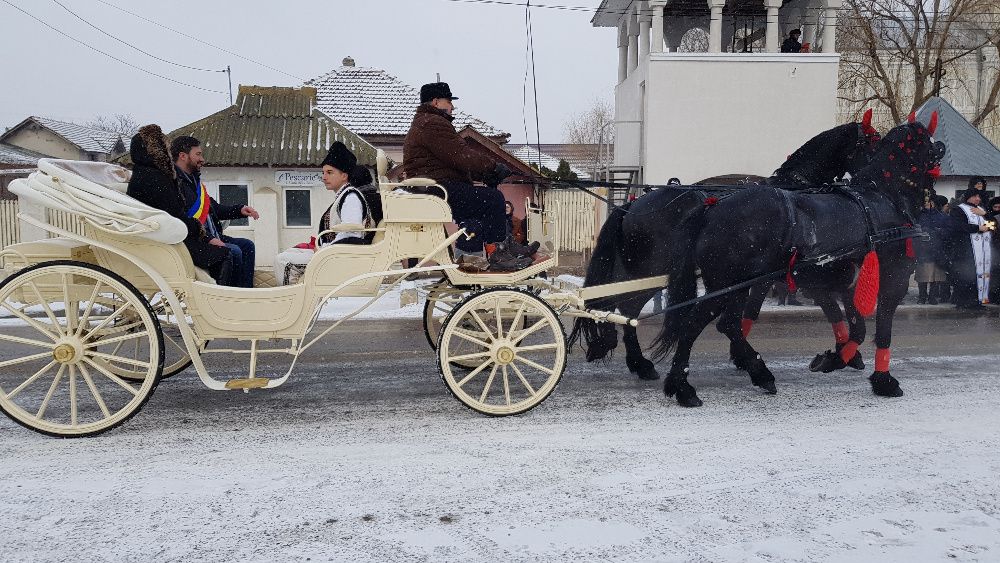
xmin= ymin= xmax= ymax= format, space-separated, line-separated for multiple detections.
xmin=273 ymin=142 xmax=374 ymax=284
xmin=126 ymin=124 xmax=234 ymax=285
xmin=946 ymin=187 xmax=994 ymax=308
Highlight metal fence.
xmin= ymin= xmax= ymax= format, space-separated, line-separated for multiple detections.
xmin=1 ymin=200 xmax=19 ymax=250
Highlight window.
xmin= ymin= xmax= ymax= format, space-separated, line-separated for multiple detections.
xmin=218 ymin=184 xmax=249 ymax=226
xmin=285 ymin=189 xmax=312 ymax=227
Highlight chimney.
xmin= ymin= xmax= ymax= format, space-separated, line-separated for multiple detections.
xmin=342 ymin=56 xmax=355 ymax=67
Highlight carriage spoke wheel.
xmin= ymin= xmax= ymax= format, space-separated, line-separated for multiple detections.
xmin=438 ymin=288 xmax=566 ymax=416
xmin=142 ymin=293 xmax=192 ymax=379
xmin=0 ymin=261 xmax=163 ymax=437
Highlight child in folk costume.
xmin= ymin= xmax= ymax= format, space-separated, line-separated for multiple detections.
xmin=274 ymin=142 xmax=373 ymax=285
xmin=947 ymin=188 xmax=994 ymax=308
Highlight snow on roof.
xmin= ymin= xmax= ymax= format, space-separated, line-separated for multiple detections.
xmin=29 ymin=116 xmax=124 ymax=153
xmin=305 ymin=65 xmax=508 ymax=139
xmin=0 ymin=142 xmax=45 ymax=166
xmin=504 ymin=145 xmax=591 ymax=179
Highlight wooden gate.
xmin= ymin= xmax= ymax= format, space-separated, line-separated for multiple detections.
xmin=541 ymin=188 xmax=604 ymax=252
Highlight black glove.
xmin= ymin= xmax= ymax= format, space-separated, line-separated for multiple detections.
xmin=485 ymin=162 xmax=513 ymax=188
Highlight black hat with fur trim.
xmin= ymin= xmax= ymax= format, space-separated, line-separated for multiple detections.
xmin=968 ymin=176 xmax=987 ymax=190
xmin=130 ymin=124 xmax=175 ymax=178
xmin=420 ymin=82 xmax=458 ymax=104
xmin=321 ymin=141 xmax=357 ymax=174
xmin=961 ymin=187 xmax=983 ymax=203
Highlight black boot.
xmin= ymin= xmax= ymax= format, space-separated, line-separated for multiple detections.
xmin=917 ymin=282 xmax=928 ymax=304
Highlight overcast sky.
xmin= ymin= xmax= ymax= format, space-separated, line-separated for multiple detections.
xmin=0 ymin=0 xmax=618 ymax=143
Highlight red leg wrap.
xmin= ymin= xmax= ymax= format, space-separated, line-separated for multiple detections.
xmin=741 ymin=318 xmax=753 ymax=338
xmin=875 ymin=348 xmax=890 ymax=372
xmin=832 ymin=321 xmax=849 ymax=344
xmin=839 ymin=341 xmax=859 ymax=364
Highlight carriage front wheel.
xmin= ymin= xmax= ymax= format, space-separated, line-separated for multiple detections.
xmin=438 ymin=288 xmax=566 ymax=416
xmin=0 ymin=261 xmax=163 ymax=437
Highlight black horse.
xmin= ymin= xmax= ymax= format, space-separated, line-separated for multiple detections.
xmin=568 ymin=115 xmax=880 ymax=381
xmin=654 ymin=117 xmax=943 ymax=406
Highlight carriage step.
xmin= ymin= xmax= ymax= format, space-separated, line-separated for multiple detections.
xmin=225 ymin=377 xmax=270 ymax=390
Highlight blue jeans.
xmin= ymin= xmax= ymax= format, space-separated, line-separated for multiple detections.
xmin=221 ymin=235 xmax=255 ymax=288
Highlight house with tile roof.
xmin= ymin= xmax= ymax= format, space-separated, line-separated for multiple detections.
xmin=503 ymin=145 xmax=593 ymax=180
xmin=306 ymin=57 xmax=510 ymax=162
xmin=0 ymin=116 xmax=127 ymax=162
xmin=169 ymin=85 xmax=380 ymax=266
xmin=914 ymin=96 xmax=1000 ymax=201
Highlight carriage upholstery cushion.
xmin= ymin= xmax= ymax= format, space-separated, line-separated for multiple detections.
xmin=9 ymin=159 xmax=188 ymax=244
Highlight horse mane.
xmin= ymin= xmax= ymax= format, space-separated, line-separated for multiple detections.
xmin=770 ymin=122 xmax=866 ymax=185
xmin=850 ymin=121 xmax=943 ymax=218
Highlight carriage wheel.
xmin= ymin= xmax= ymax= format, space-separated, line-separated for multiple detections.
xmin=0 ymin=261 xmax=163 ymax=437
xmin=143 ymin=293 xmax=192 ymax=379
xmin=422 ymin=278 xmax=470 ymax=350
xmin=438 ymin=288 xmax=566 ymax=416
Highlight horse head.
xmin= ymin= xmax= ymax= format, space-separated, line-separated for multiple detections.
xmin=859 ymin=112 xmax=945 ymax=216
xmin=771 ymin=111 xmax=882 ymax=185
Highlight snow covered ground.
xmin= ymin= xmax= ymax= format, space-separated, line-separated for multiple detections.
xmin=2 ymin=337 xmax=999 ymax=562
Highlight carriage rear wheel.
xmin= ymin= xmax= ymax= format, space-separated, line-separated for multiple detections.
xmin=0 ymin=261 xmax=163 ymax=437
xmin=438 ymin=288 xmax=566 ymax=416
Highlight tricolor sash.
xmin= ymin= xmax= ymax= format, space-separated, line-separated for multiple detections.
xmin=187 ymin=182 xmax=211 ymax=224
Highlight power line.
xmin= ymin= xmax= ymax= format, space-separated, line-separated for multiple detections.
xmin=51 ymin=0 xmax=226 ymax=73
xmin=93 ymin=0 xmax=306 ymax=82
xmin=0 ymin=0 xmax=225 ymax=94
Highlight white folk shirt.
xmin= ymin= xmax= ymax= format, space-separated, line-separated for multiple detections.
xmin=958 ymin=203 xmax=993 ymax=303
xmin=320 ymin=183 xmax=365 ymax=246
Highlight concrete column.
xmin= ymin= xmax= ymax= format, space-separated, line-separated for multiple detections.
xmin=628 ymin=8 xmax=640 ymax=71
xmin=650 ymin=0 xmax=667 ymax=53
xmin=618 ymin=22 xmax=628 ymax=82
xmin=821 ymin=0 xmax=842 ymax=53
xmin=253 ymin=187 xmax=279 ymax=267
xmin=707 ymin=0 xmax=725 ymax=53
xmin=764 ymin=0 xmax=782 ymax=53
xmin=639 ymin=2 xmax=652 ymax=57
xmin=802 ymin=3 xmax=820 ymax=49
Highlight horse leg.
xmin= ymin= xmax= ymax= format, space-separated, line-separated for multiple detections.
xmin=869 ymin=280 xmax=906 ymax=397
xmin=718 ymin=293 xmax=777 ymax=394
xmin=728 ymin=283 xmax=770 ymax=369
xmin=841 ymin=291 xmax=867 ymax=370
xmin=664 ymin=297 xmax=726 ymax=407
xmin=807 ymin=290 xmax=862 ymax=372
xmin=621 ymin=296 xmax=660 ymax=380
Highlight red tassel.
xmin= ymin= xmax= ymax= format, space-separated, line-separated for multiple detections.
xmin=786 ymin=249 xmax=799 ymax=292
xmin=741 ymin=318 xmax=753 ymax=338
xmin=854 ymin=250 xmax=880 ymax=317
xmin=905 ymin=238 xmax=915 ymax=258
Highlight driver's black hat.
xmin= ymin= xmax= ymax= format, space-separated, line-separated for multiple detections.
xmin=420 ymin=82 xmax=458 ymax=103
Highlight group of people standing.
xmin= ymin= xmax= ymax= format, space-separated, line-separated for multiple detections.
xmin=916 ymin=177 xmax=998 ymax=309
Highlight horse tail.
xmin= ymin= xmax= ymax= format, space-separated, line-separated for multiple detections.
xmin=651 ymin=205 xmax=706 ymax=361
xmin=567 ymin=205 xmax=628 ymax=361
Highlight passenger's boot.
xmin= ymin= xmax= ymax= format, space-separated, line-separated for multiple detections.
xmin=486 ymin=242 xmax=534 ymax=272
xmin=503 ymin=235 xmax=540 ymax=257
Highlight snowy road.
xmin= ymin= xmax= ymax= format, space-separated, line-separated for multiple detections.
xmin=2 ymin=310 xmax=1000 ymax=562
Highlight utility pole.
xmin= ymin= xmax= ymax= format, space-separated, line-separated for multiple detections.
xmin=931 ymin=57 xmax=946 ymax=97
xmin=227 ymin=65 xmax=234 ymax=105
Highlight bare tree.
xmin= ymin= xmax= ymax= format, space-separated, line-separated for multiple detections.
xmin=563 ymin=98 xmax=615 ymax=145
xmin=86 ymin=113 xmax=140 ymax=138
xmin=838 ymin=0 xmax=1000 ymax=127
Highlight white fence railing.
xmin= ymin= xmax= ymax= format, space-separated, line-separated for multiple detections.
xmin=542 ymin=189 xmax=603 ymax=253
xmin=45 ymin=209 xmax=85 ymax=238
xmin=1 ymin=200 xmax=19 ymax=250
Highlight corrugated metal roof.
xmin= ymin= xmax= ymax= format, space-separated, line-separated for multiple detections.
xmin=169 ymin=86 xmax=378 ymax=167
xmin=28 ymin=116 xmax=123 ymax=153
xmin=914 ymin=96 xmax=1000 ymax=177
xmin=305 ymin=65 xmax=508 ymax=139
xmin=0 ymin=142 xmax=45 ymax=166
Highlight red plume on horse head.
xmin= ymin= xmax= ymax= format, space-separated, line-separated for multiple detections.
xmin=908 ymin=111 xmax=917 ymax=123
xmin=928 ymin=111 xmax=938 ymax=136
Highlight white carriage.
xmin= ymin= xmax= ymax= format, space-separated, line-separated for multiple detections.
xmin=0 ymin=154 xmax=664 ymax=437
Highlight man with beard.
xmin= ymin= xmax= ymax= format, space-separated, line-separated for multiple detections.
xmin=171 ymin=136 xmax=259 ymax=287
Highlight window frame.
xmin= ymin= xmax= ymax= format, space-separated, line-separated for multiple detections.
xmin=282 ymin=187 xmax=313 ymax=229
xmin=207 ymin=180 xmax=253 ymax=231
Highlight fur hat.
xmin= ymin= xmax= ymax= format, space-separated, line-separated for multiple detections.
xmin=961 ymin=187 xmax=983 ymax=203
xmin=968 ymin=176 xmax=987 ymax=189
xmin=989 ymin=196 xmax=1000 ymax=208
xmin=321 ymin=141 xmax=357 ymax=174
xmin=130 ymin=124 xmax=175 ymax=178
xmin=932 ymin=194 xmax=949 ymax=209
xmin=349 ymin=164 xmax=373 ymax=187
xmin=420 ymin=82 xmax=458 ymax=104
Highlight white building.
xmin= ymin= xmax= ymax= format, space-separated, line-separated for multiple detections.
xmin=593 ymin=0 xmax=843 ymax=184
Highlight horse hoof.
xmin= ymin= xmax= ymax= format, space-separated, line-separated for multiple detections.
xmin=809 ymin=350 xmax=846 ymax=373
xmin=869 ymin=371 xmax=904 ymax=397
xmin=637 ymin=369 xmax=660 ymax=381
xmin=757 ymin=380 xmax=778 ymax=394
xmin=676 ymin=391 xmax=703 ymax=407
xmin=847 ymin=352 xmax=865 ymax=370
